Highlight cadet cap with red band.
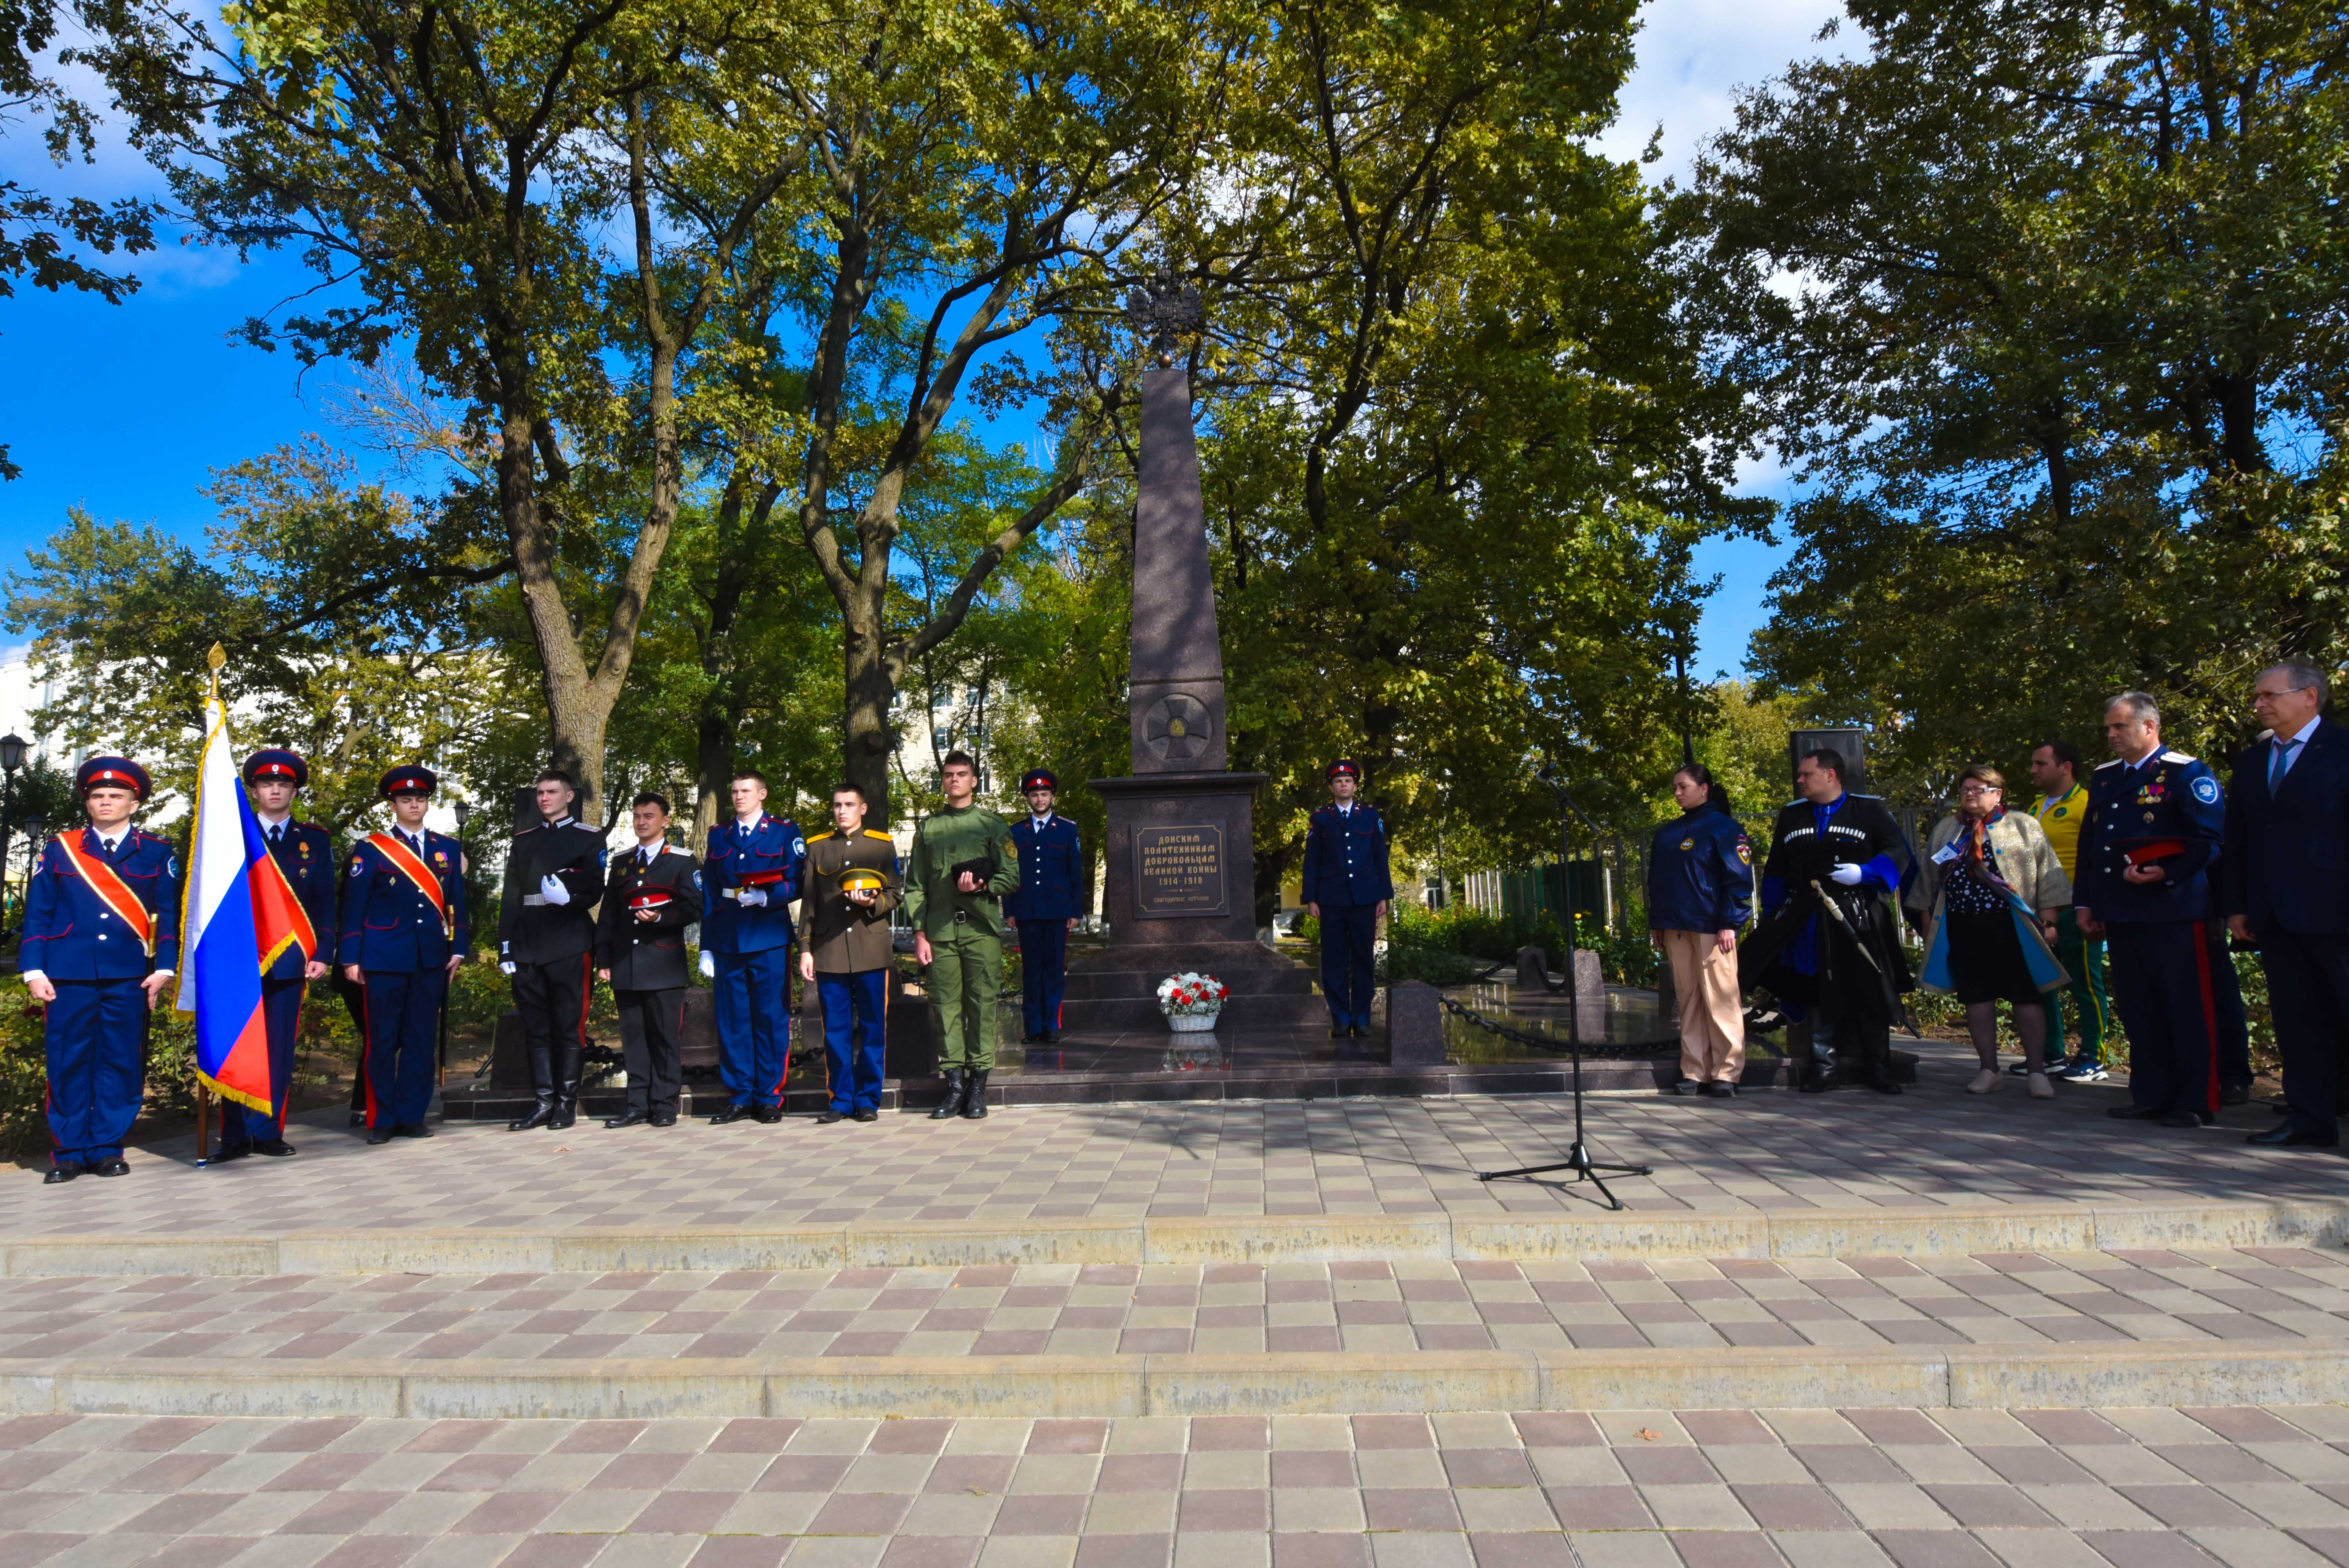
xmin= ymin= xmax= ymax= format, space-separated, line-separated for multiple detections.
xmin=242 ymin=748 xmax=308 ymax=789
xmin=379 ymin=765 xmax=438 ymax=798
xmin=76 ymin=756 xmax=151 ymax=800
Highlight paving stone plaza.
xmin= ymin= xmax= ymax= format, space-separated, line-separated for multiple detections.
xmin=9 ymin=1037 xmax=2349 ymax=1565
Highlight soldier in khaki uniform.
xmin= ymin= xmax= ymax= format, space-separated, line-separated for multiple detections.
xmin=905 ymin=750 xmax=1019 ymax=1119
xmin=797 ymin=783 xmax=903 ymax=1124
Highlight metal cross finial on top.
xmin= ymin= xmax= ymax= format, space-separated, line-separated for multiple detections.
xmin=1125 ymin=270 xmax=1203 ymax=367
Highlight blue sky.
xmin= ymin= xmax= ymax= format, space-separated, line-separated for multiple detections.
xmin=0 ymin=0 xmax=1844 ymax=672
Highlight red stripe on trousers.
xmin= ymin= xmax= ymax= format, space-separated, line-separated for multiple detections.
xmin=360 ymin=984 xmax=380 ymax=1128
xmin=2191 ymin=925 xmax=2221 ymax=1114
xmin=282 ymin=989 xmax=306 ymax=1133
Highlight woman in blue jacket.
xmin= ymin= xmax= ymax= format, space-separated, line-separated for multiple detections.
xmin=1648 ymin=764 xmax=1754 ymax=1096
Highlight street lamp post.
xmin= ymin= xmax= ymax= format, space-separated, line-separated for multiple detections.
xmin=440 ymin=800 xmax=472 ymax=1085
xmin=0 ymin=733 xmax=26 ymax=938
xmin=14 ymin=814 xmax=39 ymax=945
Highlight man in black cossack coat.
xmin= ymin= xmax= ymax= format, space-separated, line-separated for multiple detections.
xmin=594 ymin=791 xmax=704 ymax=1129
xmin=499 ymin=768 xmax=608 ymax=1131
xmin=1741 ymin=747 xmax=1913 ymax=1093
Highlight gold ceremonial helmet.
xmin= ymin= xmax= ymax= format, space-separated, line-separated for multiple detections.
xmin=839 ymin=868 xmax=888 ymax=895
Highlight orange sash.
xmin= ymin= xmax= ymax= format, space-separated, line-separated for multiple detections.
xmin=56 ymin=832 xmax=155 ymax=957
xmin=367 ymin=831 xmax=452 ymax=937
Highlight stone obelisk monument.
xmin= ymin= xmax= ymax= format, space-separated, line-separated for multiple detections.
xmin=1060 ymin=277 xmax=1320 ymax=1031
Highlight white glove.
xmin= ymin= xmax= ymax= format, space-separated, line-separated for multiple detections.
xmin=538 ymin=873 xmax=570 ymax=907
xmin=699 ymin=950 xmax=716 ymax=978
xmin=1829 ymin=863 xmax=1864 ymax=886
xmin=738 ymin=887 xmax=766 ymax=908
xmin=500 ymin=960 xmax=517 ymax=976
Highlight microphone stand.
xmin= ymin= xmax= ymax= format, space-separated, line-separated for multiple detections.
xmin=1477 ymin=765 xmax=1652 ymax=1209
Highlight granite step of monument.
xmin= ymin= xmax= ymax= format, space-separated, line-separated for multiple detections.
xmin=1058 ymin=966 xmax=1320 ymax=1002
xmin=443 ymin=1053 xmax=1687 ymax=1119
xmin=1056 ymin=992 xmax=1328 ymax=1033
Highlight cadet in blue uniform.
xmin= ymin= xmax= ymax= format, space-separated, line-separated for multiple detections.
xmin=210 ymin=749 xmax=337 ymax=1162
xmin=21 ymin=757 xmax=182 ymax=1183
xmin=700 ymin=768 xmax=805 ymax=1123
xmin=338 ymin=766 xmax=469 ymax=1143
xmin=2075 ymin=692 xmax=2226 ymax=1128
xmin=1301 ymin=759 xmax=1394 ymax=1039
xmin=1005 ymin=768 xmax=1084 ymax=1043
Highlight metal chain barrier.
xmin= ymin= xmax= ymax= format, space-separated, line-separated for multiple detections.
xmin=1435 ymin=991 xmax=1665 ymax=1062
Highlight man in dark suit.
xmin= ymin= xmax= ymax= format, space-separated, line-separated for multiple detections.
xmin=595 ymin=791 xmax=703 ymax=1129
xmin=2224 ymin=660 xmax=2349 ymax=1147
xmin=1005 ymin=768 xmax=1083 ymax=1044
xmin=211 ymin=749 xmax=337 ymax=1162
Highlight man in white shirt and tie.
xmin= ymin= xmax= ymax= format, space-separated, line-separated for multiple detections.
xmin=2225 ymin=661 xmax=2349 ymax=1147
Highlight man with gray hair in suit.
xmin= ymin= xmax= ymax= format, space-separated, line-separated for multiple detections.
xmin=2225 ymin=659 xmax=2349 ymax=1147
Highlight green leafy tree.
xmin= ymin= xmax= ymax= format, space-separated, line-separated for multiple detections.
xmin=1135 ymin=0 xmax=1763 ymax=909
xmin=1690 ymin=0 xmax=2349 ymax=781
xmin=119 ymin=0 xmax=823 ymax=812
xmin=0 ymin=0 xmax=174 ymax=477
xmin=3 ymin=444 xmax=516 ymax=832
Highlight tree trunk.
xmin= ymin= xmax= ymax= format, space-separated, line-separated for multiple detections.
xmin=843 ymin=584 xmax=896 ymax=829
xmin=694 ymin=710 xmax=734 ymax=845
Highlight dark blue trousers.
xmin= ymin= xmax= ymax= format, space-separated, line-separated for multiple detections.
xmin=361 ymin=967 xmax=444 ymax=1129
xmin=1319 ymin=904 xmax=1378 ymax=1026
xmin=45 ymin=978 xmax=149 ymax=1166
xmin=220 ymin=977 xmax=306 ymax=1152
xmin=2106 ymin=921 xmax=2220 ymax=1116
xmin=714 ymin=946 xmax=791 ymax=1107
xmin=817 ymin=968 xmax=888 ymax=1114
xmin=2258 ymin=928 xmax=2349 ymax=1139
xmin=1017 ymin=919 xmax=1068 ymax=1035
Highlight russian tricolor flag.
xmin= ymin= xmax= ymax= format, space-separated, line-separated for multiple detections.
xmin=176 ymin=687 xmax=315 ymax=1114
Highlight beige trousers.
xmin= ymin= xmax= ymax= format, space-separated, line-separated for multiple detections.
xmin=1660 ymin=928 xmax=1745 ymax=1084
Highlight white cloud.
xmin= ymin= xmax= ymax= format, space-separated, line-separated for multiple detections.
xmin=1598 ymin=0 xmax=1857 ymax=180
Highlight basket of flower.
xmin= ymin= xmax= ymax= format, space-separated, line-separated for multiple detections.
xmin=1156 ymin=971 xmax=1228 ymax=1032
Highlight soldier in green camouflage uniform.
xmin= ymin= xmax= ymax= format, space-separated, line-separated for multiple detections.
xmin=906 ymin=751 xmax=1019 ymax=1119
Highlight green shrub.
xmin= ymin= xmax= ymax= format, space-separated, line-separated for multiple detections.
xmin=1377 ymin=944 xmax=1497 ymax=986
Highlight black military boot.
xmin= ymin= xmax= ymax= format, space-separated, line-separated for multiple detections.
xmin=508 ymin=1046 xmax=557 ymax=1130
xmin=1863 ymin=1039 xmax=1901 ymax=1094
xmin=962 ymin=1069 xmax=990 ymax=1119
xmin=548 ymin=1044 xmax=583 ymax=1130
xmin=930 ymin=1069 xmax=968 ymax=1120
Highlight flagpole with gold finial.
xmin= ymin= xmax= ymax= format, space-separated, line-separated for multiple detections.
xmin=194 ymin=643 xmax=225 ymax=1164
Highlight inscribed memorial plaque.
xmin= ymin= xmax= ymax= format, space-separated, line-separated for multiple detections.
xmin=1134 ymin=825 xmax=1226 ymax=917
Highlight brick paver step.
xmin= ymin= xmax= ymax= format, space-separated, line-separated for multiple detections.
xmin=8 ymin=1248 xmax=2349 ymax=1417
xmin=10 ymin=1403 xmax=2349 ymax=1568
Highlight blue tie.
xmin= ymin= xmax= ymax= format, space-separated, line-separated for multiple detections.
xmin=2272 ymin=739 xmax=2301 ymax=791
